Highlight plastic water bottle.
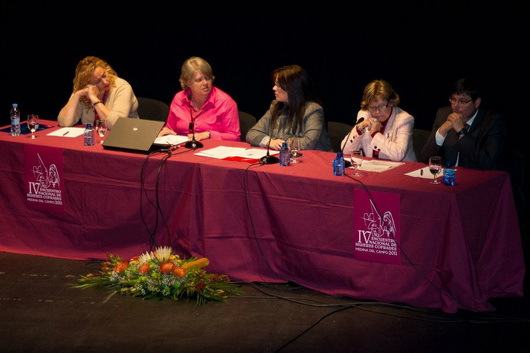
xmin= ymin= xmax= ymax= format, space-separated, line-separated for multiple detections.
xmin=333 ymin=152 xmax=345 ymax=176
xmin=10 ymin=103 xmax=21 ymax=136
xmin=84 ymin=123 xmax=94 ymax=146
xmin=443 ymin=163 xmax=456 ymax=186
xmin=279 ymin=142 xmax=290 ymax=166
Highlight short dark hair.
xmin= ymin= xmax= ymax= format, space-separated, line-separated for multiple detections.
xmin=453 ymin=78 xmax=481 ymax=100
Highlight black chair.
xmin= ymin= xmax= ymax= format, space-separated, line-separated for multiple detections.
xmin=239 ymin=111 xmax=257 ymax=142
xmin=412 ymin=128 xmax=430 ymax=162
xmin=137 ymin=97 xmax=169 ymax=122
xmin=327 ymin=121 xmax=353 ymax=152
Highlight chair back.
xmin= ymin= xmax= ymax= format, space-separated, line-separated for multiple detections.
xmin=137 ymin=97 xmax=169 ymax=122
xmin=412 ymin=128 xmax=430 ymax=162
xmin=327 ymin=121 xmax=353 ymax=152
xmin=239 ymin=111 xmax=257 ymax=142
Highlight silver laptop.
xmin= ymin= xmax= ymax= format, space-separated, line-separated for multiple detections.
xmin=102 ymin=118 xmax=165 ymax=153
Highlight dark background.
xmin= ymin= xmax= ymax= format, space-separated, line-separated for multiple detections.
xmin=3 ymin=2 xmax=527 ymax=131
xmin=4 ymin=1 xmax=528 ymax=205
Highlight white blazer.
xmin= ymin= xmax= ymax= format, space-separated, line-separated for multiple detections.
xmin=341 ymin=107 xmax=416 ymax=162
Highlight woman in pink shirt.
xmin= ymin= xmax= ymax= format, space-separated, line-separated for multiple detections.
xmin=158 ymin=56 xmax=240 ymax=141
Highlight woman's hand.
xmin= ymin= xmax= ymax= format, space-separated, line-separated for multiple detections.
xmin=157 ymin=127 xmax=175 ymax=137
xmin=368 ymin=118 xmax=382 ymax=134
xmin=74 ymin=86 xmax=90 ymax=99
xmin=270 ymin=138 xmax=285 ymax=150
xmin=190 ymin=131 xmax=211 ymax=141
xmin=86 ymin=84 xmax=100 ymax=102
xmin=358 ymin=120 xmax=371 ymax=132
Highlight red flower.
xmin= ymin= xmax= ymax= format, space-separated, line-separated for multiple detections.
xmin=160 ymin=261 xmax=175 ymax=274
xmin=138 ymin=262 xmax=150 ymax=274
xmin=114 ymin=261 xmax=129 ymax=274
xmin=173 ymin=267 xmax=186 ymax=278
xmin=195 ymin=281 xmax=206 ymax=291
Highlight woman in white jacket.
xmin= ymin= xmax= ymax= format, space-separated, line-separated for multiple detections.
xmin=341 ymin=79 xmax=416 ymax=162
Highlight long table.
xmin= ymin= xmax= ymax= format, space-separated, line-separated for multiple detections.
xmin=0 ymin=120 xmax=525 ymax=313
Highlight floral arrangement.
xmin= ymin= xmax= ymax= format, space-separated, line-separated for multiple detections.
xmin=73 ymin=246 xmax=240 ymax=305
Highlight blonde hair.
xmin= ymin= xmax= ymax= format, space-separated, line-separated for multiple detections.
xmin=360 ymin=79 xmax=400 ymax=110
xmin=179 ymin=56 xmax=215 ymax=90
xmin=73 ymin=56 xmax=117 ymax=109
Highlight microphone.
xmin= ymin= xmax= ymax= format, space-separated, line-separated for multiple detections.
xmin=342 ymin=117 xmax=365 ymax=168
xmin=184 ymin=95 xmax=203 ymax=150
xmin=259 ymin=127 xmax=279 ymax=165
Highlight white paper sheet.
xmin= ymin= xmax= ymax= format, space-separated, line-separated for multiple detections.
xmin=46 ymin=127 xmax=85 ymax=138
xmin=153 ymin=135 xmax=189 ymax=146
xmin=194 ymin=146 xmax=279 ymax=159
xmin=405 ymin=166 xmax=444 ymax=179
xmin=349 ymin=159 xmax=404 ymax=173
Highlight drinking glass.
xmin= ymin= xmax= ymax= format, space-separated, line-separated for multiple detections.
xmin=27 ymin=114 xmax=39 ymax=139
xmin=350 ymin=149 xmax=364 ymax=176
xmin=428 ymin=156 xmax=443 ymax=184
xmin=95 ymin=120 xmax=108 ymax=144
xmin=290 ymin=137 xmax=303 ymax=163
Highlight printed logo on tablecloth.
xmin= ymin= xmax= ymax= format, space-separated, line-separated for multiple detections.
xmin=353 ymin=189 xmax=400 ymax=264
xmin=24 ymin=145 xmax=65 ymax=212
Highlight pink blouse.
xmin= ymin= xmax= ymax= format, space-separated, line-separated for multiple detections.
xmin=165 ymin=87 xmax=240 ymax=141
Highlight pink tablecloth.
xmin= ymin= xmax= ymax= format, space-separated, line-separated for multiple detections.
xmin=0 ymin=120 xmax=524 ymax=312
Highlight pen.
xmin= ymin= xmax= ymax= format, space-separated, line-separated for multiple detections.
xmin=63 ymin=131 xmax=69 ymax=136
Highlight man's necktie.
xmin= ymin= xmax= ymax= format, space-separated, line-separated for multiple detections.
xmin=459 ymin=123 xmax=470 ymax=138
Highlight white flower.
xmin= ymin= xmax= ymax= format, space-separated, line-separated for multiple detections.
xmin=138 ymin=250 xmax=155 ymax=264
xmin=153 ymin=246 xmax=173 ymax=262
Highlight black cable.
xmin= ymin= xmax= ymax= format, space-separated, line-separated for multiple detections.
xmin=140 ymin=150 xmax=160 ymax=250
xmin=275 ymin=306 xmax=353 ymax=352
xmin=139 ymin=147 xmax=188 ymax=251
xmin=153 ymin=150 xmax=173 ymax=246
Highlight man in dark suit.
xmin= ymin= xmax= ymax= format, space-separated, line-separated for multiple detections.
xmin=420 ymin=78 xmax=507 ymax=170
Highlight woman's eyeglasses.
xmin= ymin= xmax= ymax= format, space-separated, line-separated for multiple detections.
xmin=367 ymin=101 xmax=389 ymax=113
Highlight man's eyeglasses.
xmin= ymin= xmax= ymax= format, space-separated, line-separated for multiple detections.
xmin=449 ymin=97 xmax=473 ymax=105
xmin=368 ymin=101 xmax=389 ymax=113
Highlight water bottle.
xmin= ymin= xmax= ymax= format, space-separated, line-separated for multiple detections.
xmin=333 ymin=152 xmax=345 ymax=176
xmin=84 ymin=123 xmax=94 ymax=146
xmin=10 ymin=103 xmax=21 ymax=136
xmin=279 ymin=142 xmax=290 ymax=166
xmin=443 ymin=163 xmax=456 ymax=186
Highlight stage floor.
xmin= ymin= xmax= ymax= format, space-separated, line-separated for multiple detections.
xmin=1 ymin=236 xmax=529 ymax=353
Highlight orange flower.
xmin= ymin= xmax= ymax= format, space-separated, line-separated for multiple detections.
xmin=159 ymin=261 xmax=175 ymax=274
xmin=173 ymin=266 xmax=187 ymax=278
xmin=138 ymin=262 xmax=150 ymax=274
xmin=114 ymin=261 xmax=129 ymax=274
xmin=182 ymin=258 xmax=210 ymax=270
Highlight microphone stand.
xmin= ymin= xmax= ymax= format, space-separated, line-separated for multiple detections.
xmin=342 ymin=117 xmax=365 ymax=168
xmin=259 ymin=135 xmax=279 ymax=165
xmin=184 ymin=97 xmax=203 ymax=150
